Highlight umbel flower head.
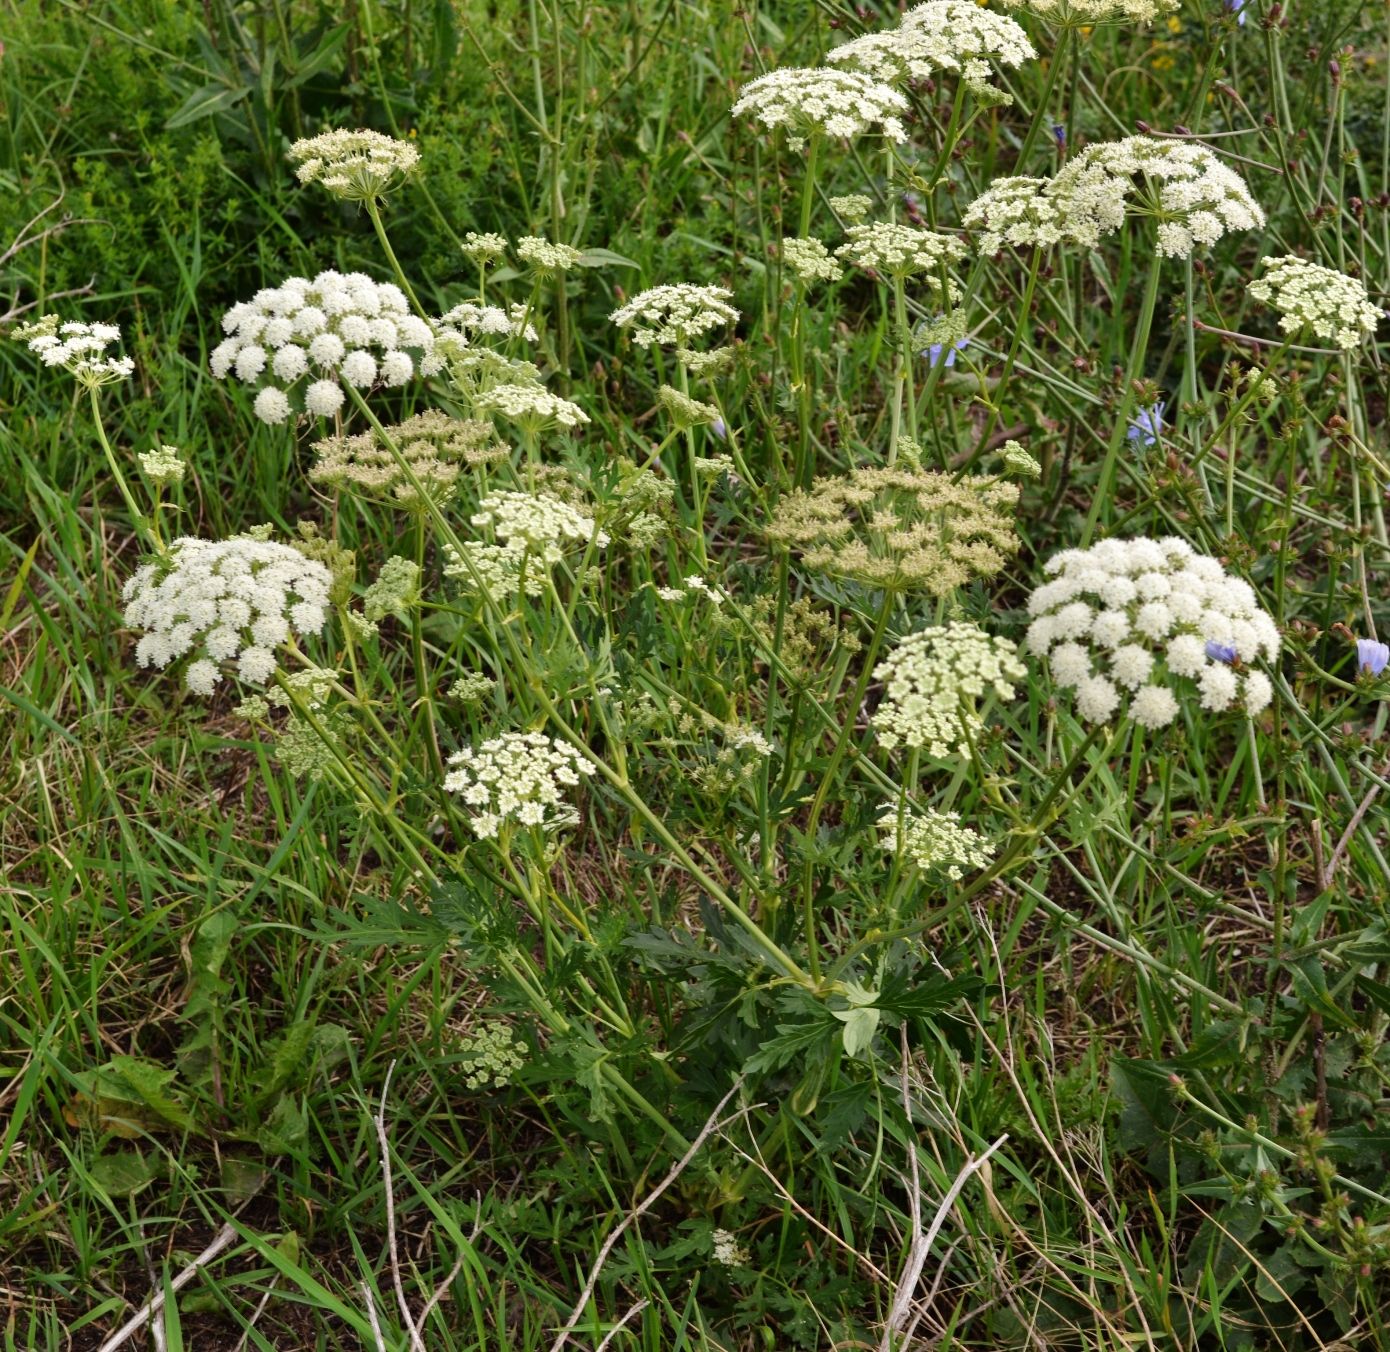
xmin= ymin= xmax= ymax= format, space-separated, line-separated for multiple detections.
xmin=477 ymin=382 xmax=590 ymax=435
xmin=1248 ymin=256 xmax=1383 ymax=351
xmin=873 ymin=622 xmax=1027 ymax=758
xmin=767 ymin=468 xmax=1019 ymax=594
xmin=993 ymin=0 xmax=1179 ymax=24
xmin=1026 ymin=536 xmax=1280 ymax=728
xmin=426 ymin=301 xmax=538 ymax=363
xmin=610 ymin=284 xmax=740 ymax=348
xmin=444 ymin=731 xmax=596 ymax=839
xmin=210 ymin=271 xmax=433 ymax=425
xmin=13 ymin=315 xmax=134 ymax=387
xmin=516 ymin=236 xmax=584 ymax=273
xmin=962 ymin=175 xmax=1079 ymax=255
xmin=826 ymin=1 xmax=1035 ymax=96
xmin=731 ymin=67 xmax=908 ymax=149
xmin=470 ymin=490 xmax=609 ymax=557
xmin=310 ymin=410 xmax=505 ymax=508
xmin=878 ymin=807 xmax=995 ymax=880
xmin=287 ymin=128 xmax=420 ymax=201
xmin=782 ymin=237 xmax=844 ymax=285
xmin=122 ymin=535 xmax=333 ymax=696
xmin=1047 ymin=135 xmax=1266 ymax=258
xmin=837 ymin=222 xmax=968 ymax=282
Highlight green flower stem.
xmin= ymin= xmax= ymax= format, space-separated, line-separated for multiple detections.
xmin=88 ymin=388 xmax=160 ymax=554
xmin=1015 ymin=27 xmax=1072 ymax=170
xmin=364 ymin=197 xmax=427 ymax=319
xmin=1170 ymin=1080 xmax=1390 ymax=1210
xmin=676 ymin=362 xmax=710 ymax=568
xmin=976 ymin=244 xmax=1043 ymax=454
xmin=347 ymin=385 xmax=807 ymax=992
xmin=892 ymin=275 xmax=919 ymax=462
xmin=1080 ymin=258 xmax=1163 ymax=547
xmin=828 ymin=721 xmax=1108 ymax=980
xmin=798 ymin=590 xmax=897 ymax=984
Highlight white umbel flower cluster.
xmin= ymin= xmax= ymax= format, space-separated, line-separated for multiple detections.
xmin=1248 ymin=256 xmax=1383 ymax=351
xmin=878 ymin=807 xmax=995 ymax=880
xmin=471 ymin=491 xmax=609 ymax=558
xmin=427 ymin=301 xmax=538 ymax=363
xmin=122 ymin=536 xmax=332 ymax=695
xmin=211 ymin=271 xmax=432 ymax=424
xmin=610 ymin=284 xmax=740 ymax=348
xmin=873 ymin=622 xmax=1027 ymax=758
xmin=963 ymin=176 xmax=1076 ymax=255
xmin=15 ymin=316 xmax=135 ymax=386
xmin=827 ymin=1 xmax=1035 ymax=94
xmin=994 ymin=0 xmax=1179 ymax=24
xmin=1049 ymin=136 xmax=1266 ymax=258
xmin=837 ymin=222 xmax=968 ymax=277
xmin=444 ymin=731 xmax=596 ymax=839
xmin=1026 ymin=536 xmax=1280 ymax=728
xmin=783 ymin=237 xmax=844 ymax=284
xmin=287 ymin=128 xmax=420 ymax=200
xmin=731 ymin=67 xmax=908 ymax=148
xmin=477 ymin=382 xmax=590 ymax=432
xmin=516 ymin=236 xmax=584 ymax=272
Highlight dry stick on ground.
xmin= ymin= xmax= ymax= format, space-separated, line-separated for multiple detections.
xmin=1322 ymin=766 xmax=1386 ymax=888
xmin=549 ymin=1079 xmax=745 ymax=1352
xmin=879 ymin=1027 xmax=1007 ymax=1352
xmin=362 ymin=1282 xmax=389 ymax=1352
xmin=94 ymin=1224 xmax=240 ymax=1352
xmin=720 ymin=1125 xmax=893 ymax=1286
xmin=593 ymin=1298 xmax=650 ymax=1352
xmin=373 ymin=1067 xmax=484 ymax=1352
xmin=375 ymin=1061 xmax=427 ymax=1352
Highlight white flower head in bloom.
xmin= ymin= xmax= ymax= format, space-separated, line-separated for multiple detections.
xmin=516 ymin=236 xmax=584 ymax=273
xmin=731 ymin=67 xmax=908 ymax=149
xmin=826 ymin=1 xmax=1035 ymax=95
xmin=139 ymin=444 xmax=186 ymax=486
xmin=122 ymin=536 xmax=333 ymax=695
xmin=963 ymin=176 xmax=1075 ymax=255
xmin=477 ymin=382 xmax=589 ymax=433
xmin=878 ymin=807 xmax=995 ymax=881
xmin=1048 ymin=135 xmax=1266 ymax=258
xmin=1027 ymin=535 xmax=1280 ymax=727
xmin=443 ymin=731 xmax=596 ymax=839
xmin=610 ymin=284 xmax=740 ymax=348
xmin=994 ymin=0 xmax=1180 ymax=25
xmin=830 ymin=193 xmax=875 ymax=222
xmin=15 ymin=315 xmax=135 ymax=387
xmin=287 ymin=128 xmax=420 ymax=201
xmin=210 ymin=270 xmax=432 ymax=423
xmin=471 ymin=490 xmax=609 ymax=559
xmin=836 ymin=222 xmax=968 ymax=281
xmin=873 ymin=622 xmax=1027 ymax=758
xmin=462 ymin=231 xmax=508 ymax=264
xmin=782 ymin=237 xmax=844 ymax=285
xmin=1248 ymin=255 xmax=1382 ymax=351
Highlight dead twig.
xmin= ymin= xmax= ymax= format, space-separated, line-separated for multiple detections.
xmin=549 ymin=1079 xmax=744 ymax=1352
xmin=94 ymin=1224 xmax=240 ymax=1352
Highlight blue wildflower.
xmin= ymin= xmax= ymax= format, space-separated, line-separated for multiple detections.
xmin=1127 ymin=401 xmax=1165 ymax=447
xmin=1052 ymin=123 xmax=1067 ymax=149
xmin=710 ymin=416 xmax=727 ymax=441
xmin=1227 ymin=0 xmax=1247 ymax=24
xmin=1205 ymin=640 xmax=1238 ymax=665
xmin=1357 ymin=637 xmax=1390 ymax=676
